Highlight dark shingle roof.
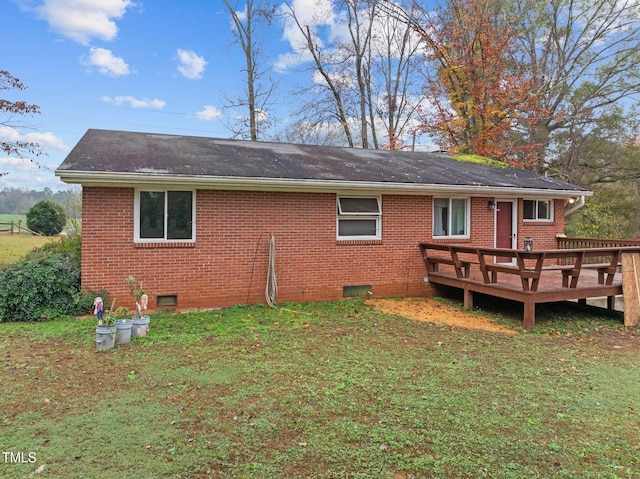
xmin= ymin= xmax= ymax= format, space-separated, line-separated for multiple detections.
xmin=56 ymin=129 xmax=587 ymax=195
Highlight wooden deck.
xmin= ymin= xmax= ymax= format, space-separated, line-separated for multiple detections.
xmin=419 ymin=241 xmax=640 ymax=329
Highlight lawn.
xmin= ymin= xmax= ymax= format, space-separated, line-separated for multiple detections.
xmin=0 ymin=233 xmax=57 ymax=266
xmin=1 ymin=299 xmax=638 ymax=478
xmin=0 ymin=215 xmax=62 ymax=265
xmin=0 ymin=213 xmax=25 ymax=224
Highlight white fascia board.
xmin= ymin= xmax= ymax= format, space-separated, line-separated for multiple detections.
xmin=55 ymin=170 xmax=592 ymax=199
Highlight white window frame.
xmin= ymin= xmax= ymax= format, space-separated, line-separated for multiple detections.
xmin=134 ymin=188 xmax=196 ymax=242
xmin=432 ymin=197 xmax=470 ymax=238
xmin=523 ymin=199 xmax=553 ymax=222
xmin=336 ymin=195 xmax=382 ymax=240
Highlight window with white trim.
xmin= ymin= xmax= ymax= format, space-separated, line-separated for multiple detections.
xmin=337 ymin=196 xmax=381 ymax=240
xmin=136 ymin=189 xmax=195 ymax=241
xmin=433 ymin=197 xmax=469 ymax=237
xmin=523 ymin=199 xmax=552 ymax=221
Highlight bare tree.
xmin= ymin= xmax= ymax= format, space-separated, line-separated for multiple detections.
xmin=370 ymin=2 xmax=425 ymax=149
xmin=343 ymin=0 xmax=376 ymax=148
xmin=281 ymin=0 xmax=425 ymax=149
xmin=0 ymin=71 xmax=42 ymax=175
xmin=509 ymin=0 xmax=640 ymax=173
xmin=281 ymin=1 xmax=356 ymax=147
xmin=222 ymin=0 xmax=278 ymax=141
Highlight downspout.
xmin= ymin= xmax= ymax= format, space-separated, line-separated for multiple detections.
xmin=564 ymin=195 xmax=586 ymax=217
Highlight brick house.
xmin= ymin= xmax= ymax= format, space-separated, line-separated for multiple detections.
xmin=55 ymin=129 xmax=590 ymax=310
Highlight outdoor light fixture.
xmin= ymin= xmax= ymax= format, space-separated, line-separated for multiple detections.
xmin=488 ymin=200 xmax=496 ymax=211
xmin=524 ymin=237 xmax=533 ymax=251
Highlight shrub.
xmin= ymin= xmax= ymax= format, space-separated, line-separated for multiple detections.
xmin=26 ymin=200 xmax=67 ymax=236
xmin=0 ymin=237 xmax=84 ymax=321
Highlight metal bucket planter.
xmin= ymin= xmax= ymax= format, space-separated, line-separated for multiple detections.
xmin=96 ymin=325 xmax=116 ymax=350
xmin=131 ymin=315 xmax=150 ymax=337
xmin=115 ymin=319 xmax=133 ymax=345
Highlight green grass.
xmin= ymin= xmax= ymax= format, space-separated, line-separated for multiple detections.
xmin=1 ymin=300 xmax=638 ymax=478
xmin=0 ymin=234 xmax=58 ymax=265
xmin=0 ymin=215 xmax=65 ymax=265
xmin=0 ymin=213 xmax=25 ymax=225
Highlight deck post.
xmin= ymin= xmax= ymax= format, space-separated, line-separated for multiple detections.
xmin=463 ymin=288 xmax=473 ymax=310
xmin=523 ymin=300 xmax=535 ymax=330
xmin=607 ymin=296 xmax=615 ymax=310
xmin=622 ymin=253 xmax=640 ymax=327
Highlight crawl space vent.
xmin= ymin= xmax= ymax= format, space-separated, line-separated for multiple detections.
xmin=343 ymin=284 xmax=372 ymax=298
xmin=156 ymin=294 xmax=178 ymax=307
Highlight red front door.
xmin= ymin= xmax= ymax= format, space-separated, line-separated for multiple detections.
xmin=496 ymin=201 xmax=514 ymax=262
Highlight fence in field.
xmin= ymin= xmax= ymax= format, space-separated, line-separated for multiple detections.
xmin=0 ymin=221 xmax=39 ymax=235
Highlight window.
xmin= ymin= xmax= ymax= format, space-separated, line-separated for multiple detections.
xmin=433 ymin=198 xmax=468 ymax=237
xmin=523 ymin=199 xmax=552 ymax=221
xmin=136 ymin=189 xmax=195 ymax=241
xmin=337 ymin=196 xmax=381 ymax=240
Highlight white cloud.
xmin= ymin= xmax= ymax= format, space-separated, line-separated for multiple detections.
xmin=234 ymin=6 xmax=247 ymax=22
xmin=0 ymin=126 xmax=70 ymax=189
xmin=83 ymin=47 xmax=130 ymax=76
xmin=25 ymin=0 xmax=134 ymax=45
xmin=102 ymin=96 xmax=166 ymax=109
xmin=21 ymin=131 xmax=69 ymax=152
xmin=176 ymin=49 xmax=207 ymax=80
xmin=0 ymin=157 xmax=66 ymax=189
xmin=275 ymin=0 xmax=423 ymax=74
xmin=276 ymin=0 xmax=336 ymax=72
xmin=195 ymin=105 xmax=222 ymax=121
xmin=0 ymin=126 xmax=69 ymax=153
xmin=0 ymin=156 xmax=41 ymax=172
xmin=272 ymin=51 xmax=312 ymax=73
xmin=312 ymin=69 xmax=354 ymax=88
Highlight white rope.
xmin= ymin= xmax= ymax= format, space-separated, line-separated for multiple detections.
xmin=266 ymin=234 xmax=278 ymax=307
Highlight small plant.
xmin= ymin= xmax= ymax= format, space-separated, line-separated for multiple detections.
xmin=113 ymin=306 xmax=129 ymax=319
xmin=124 ymin=276 xmax=148 ymax=318
xmin=124 ymin=276 xmax=145 ymax=301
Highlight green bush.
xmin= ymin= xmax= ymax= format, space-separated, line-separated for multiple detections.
xmin=26 ymin=200 xmax=67 ymax=236
xmin=0 ymin=237 xmax=84 ymax=321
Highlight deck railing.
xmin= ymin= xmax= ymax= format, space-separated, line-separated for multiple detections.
xmin=419 ymin=242 xmax=640 ymax=292
xmin=557 ymin=237 xmax=640 ymax=265
xmin=557 ymin=237 xmax=640 ymax=248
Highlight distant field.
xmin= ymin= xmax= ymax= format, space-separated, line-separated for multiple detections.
xmin=0 ymin=213 xmax=80 ymax=236
xmin=0 ymin=235 xmax=57 ymax=265
xmin=0 ymin=214 xmax=26 ymax=232
xmin=0 ymin=215 xmax=59 ymax=264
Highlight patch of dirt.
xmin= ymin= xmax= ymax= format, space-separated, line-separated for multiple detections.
xmin=366 ymin=297 xmax=517 ymax=334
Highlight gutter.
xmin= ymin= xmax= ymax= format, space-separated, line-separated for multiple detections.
xmin=55 ymin=170 xmax=591 ymax=200
xmin=564 ymin=195 xmax=586 ymax=216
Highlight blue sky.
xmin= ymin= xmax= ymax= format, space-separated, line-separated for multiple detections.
xmin=1 ymin=0 xmax=311 ymax=190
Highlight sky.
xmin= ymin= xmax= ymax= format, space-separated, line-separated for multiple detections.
xmin=1 ymin=0 xmax=337 ymax=191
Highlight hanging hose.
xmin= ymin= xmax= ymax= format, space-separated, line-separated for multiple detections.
xmin=265 ymin=234 xmax=278 ymax=307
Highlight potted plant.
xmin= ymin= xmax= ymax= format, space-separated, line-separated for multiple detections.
xmin=125 ymin=276 xmax=151 ymax=337
xmin=94 ymin=297 xmax=116 ymax=350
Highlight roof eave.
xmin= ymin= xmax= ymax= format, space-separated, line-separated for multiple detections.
xmin=54 ymin=170 xmax=592 ymax=198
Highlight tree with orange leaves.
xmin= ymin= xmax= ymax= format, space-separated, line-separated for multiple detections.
xmin=385 ymin=0 xmax=546 ymax=167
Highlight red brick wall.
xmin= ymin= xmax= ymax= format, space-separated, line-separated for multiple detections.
xmin=517 ymin=198 xmax=565 ymax=250
xmin=81 ymin=188 xmax=566 ymax=310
